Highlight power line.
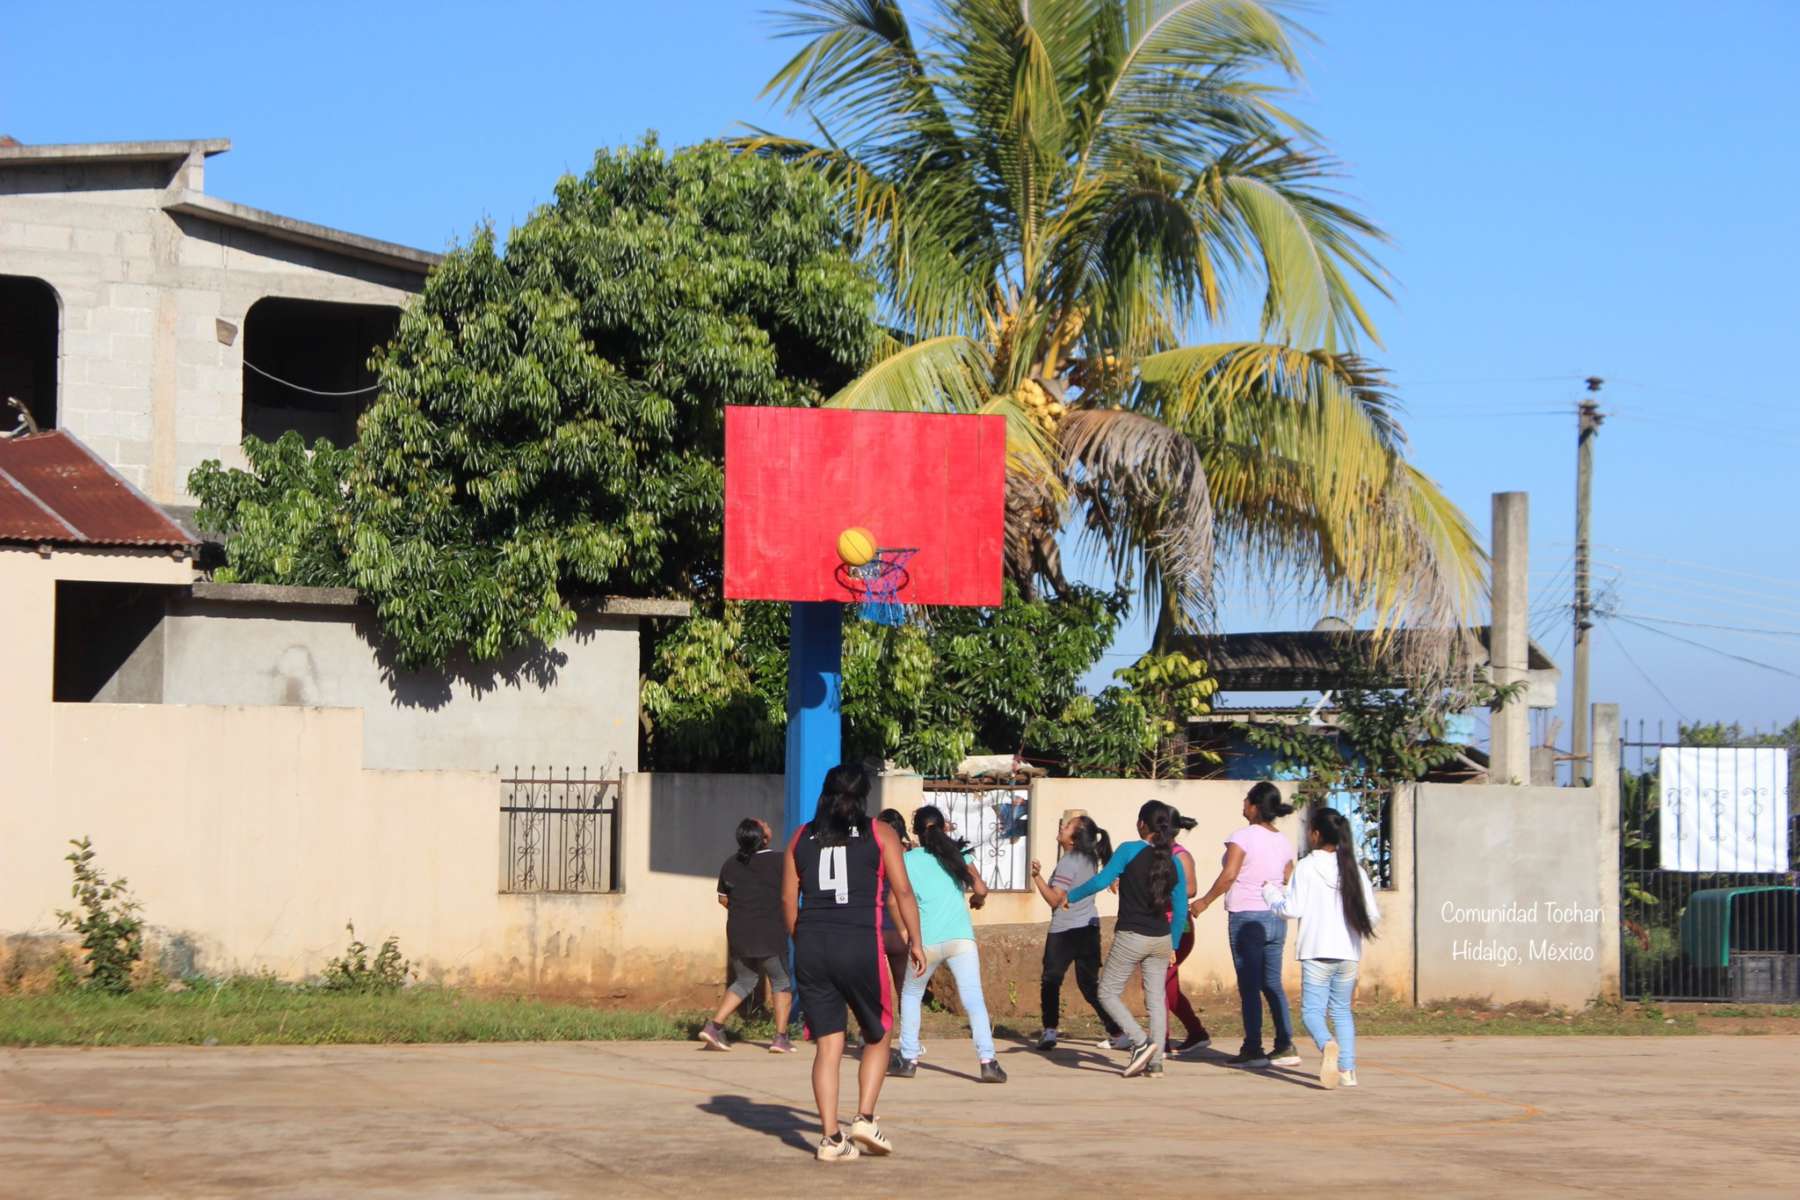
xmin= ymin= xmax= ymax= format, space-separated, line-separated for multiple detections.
xmin=1595 ymin=570 xmax=1800 ymax=622
xmin=1611 ymin=612 xmax=1800 ymax=640
xmin=1599 ymin=618 xmax=1686 ymax=722
xmin=243 ymin=360 xmax=382 ymax=398
xmin=1611 ymin=614 xmax=1800 ymax=682
xmin=1606 ymin=411 xmax=1800 ymax=447
xmin=1398 ymin=374 xmax=1585 ymax=387
xmin=1570 ymin=543 xmax=1800 ymax=590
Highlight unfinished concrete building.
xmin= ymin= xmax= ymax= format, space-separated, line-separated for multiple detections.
xmin=0 ymin=138 xmax=440 ymax=502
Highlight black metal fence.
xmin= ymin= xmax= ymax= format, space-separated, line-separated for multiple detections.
xmin=501 ymin=767 xmax=622 ymax=894
xmin=1619 ymin=721 xmax=1798 ymax=1002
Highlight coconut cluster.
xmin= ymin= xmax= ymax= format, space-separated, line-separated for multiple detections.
xmin=1015 ymin=377 xmax=1065 ymax=435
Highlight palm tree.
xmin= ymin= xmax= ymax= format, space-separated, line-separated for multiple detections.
xmin=741 ymin=0 xmax=1484 ymax=657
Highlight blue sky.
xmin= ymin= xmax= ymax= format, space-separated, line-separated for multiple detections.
xmin=6 ymin=0 xmax=1796 ymax=741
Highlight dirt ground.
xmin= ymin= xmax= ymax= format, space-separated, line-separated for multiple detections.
xmin=2 ymin=1034 xmax=1797 ymax=1198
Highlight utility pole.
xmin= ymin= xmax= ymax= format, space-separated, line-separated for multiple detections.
xmin=1570 ymin=377 xmax=1605 ymax=782
xmin=1489 ymin=492 xmax=1530 ymax=785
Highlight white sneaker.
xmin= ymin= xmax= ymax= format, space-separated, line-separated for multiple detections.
xmin=849 ymin=1116 xmax=893 ymax=1156
xmin=1106 ymin=1033 xmax=1137 ymax=1050
xmin=1035 ymin=1028 xmax=1058 ymax=1051
xmin=1340 ymin=1069 xmax=1358 ymax=1088
xmin=1318 ymin=1041 xmax=1340 ymax=1089
xmin=816 ymin=1133 xmax=860 ymax=1163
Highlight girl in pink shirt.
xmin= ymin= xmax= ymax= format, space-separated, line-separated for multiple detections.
xmin=1191 ymin=782 xmax=1298 ymax=1068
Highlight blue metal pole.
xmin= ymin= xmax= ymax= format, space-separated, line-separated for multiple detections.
xmin=784 ymin=601 xmax=844 ymax=839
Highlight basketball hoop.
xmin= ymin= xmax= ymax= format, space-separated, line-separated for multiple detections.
xmin=835 ymin=548 xmax=919 ymax=627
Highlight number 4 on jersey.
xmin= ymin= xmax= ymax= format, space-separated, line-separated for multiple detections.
xmin=819 ymin=846 xmax=849 ymax=904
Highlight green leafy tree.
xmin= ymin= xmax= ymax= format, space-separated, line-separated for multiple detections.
xmin=744 ymin=0 xmax=1484 ymax=656
xmin=1029 ymin=649 xmax=1218 ymax=777
xmin=192 ymin=139 xmax=878 ymax=667
xmin=189 ymin=433 xmax=353 ymax=588
xmin=644 ymin=583 xmax=1149 ymax=774
xmin=1238 ymin=651 xmax=1521 ymax=806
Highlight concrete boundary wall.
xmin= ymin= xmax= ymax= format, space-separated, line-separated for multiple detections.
xmin=4 ymin=549 xmax=1619 ymax=1009
xmin=1412 ymin=783 xmax=1621 ymax=1007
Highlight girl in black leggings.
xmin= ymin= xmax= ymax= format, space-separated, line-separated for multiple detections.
xmin=1027 ymin=813 xmax=1124 ymax=1051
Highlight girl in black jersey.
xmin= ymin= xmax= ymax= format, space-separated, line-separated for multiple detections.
xmin=782 ymin=763 xmax=925 ymax=1163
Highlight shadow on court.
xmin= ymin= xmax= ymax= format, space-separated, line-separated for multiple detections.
xmin=7 ymin=1037 xmax=1799 ymax=1196
xmin=697 ymin=1094 xmax=816 ymax=1153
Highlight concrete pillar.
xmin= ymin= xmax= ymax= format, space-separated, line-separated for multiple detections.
xmin=1488 ymin=492 xmax=1530 ymax=784
xmin=1591 ymin=702 xmax=1622 ymax=1000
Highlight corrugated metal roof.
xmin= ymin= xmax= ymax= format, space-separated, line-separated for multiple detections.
xmin=0 ymin=431 xmax=196 ymax=548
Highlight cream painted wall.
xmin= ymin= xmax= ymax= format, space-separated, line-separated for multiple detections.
xmin=988 ymin=779 xmax=1413 ymax=1002
xmin=9 ymin=547 xmax=1612 ymax=1008
xmin=2 ymin=548 xmax=731 ymax=997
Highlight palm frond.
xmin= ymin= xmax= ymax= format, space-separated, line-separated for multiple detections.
xmin=1060 ymin=406 xmax=1215 ymax=628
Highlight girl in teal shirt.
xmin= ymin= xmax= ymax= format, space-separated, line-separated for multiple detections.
xmin=893 ymin=805 xmax=1007 ymax=1084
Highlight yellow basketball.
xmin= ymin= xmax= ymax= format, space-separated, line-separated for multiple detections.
xmin=837 ymin=526 xmax=877 ymax=567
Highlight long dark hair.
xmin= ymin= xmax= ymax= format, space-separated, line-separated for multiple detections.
xmin=812 ymin=763 xmax=871 ymax=847
xmin=912 ymin=804 xmax=972 ymax=891
xmin=1246 ymin=781 xmax=1297 ymax=825
xmin=1310 ymin=806 xmax=1377 ymax=940
xmin=876 ymin=807 xmax=909 ymax=847
xmin=1137 ymin=800 xmax=1178 ymax=910
xmin=733 ymin=817 xmax=765 ymax=864
xmin=1068 ymin=815 xmax=1112 ymax=869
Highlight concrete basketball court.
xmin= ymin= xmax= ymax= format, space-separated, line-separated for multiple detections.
xmin=2 ymin=1035 xmax=1796 ymax=1197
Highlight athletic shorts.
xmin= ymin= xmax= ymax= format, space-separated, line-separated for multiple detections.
xmin=794 ymin=924 xmax=892 ymax=1042
xmin=727 ymin=953 xmax=791 ymax=1000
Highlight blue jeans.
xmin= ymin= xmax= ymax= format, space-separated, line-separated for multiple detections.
xmin=1301 ymin=958 xmax=1359 ymax=1071
xmin=1228 ymin=910 xmax=1293 ymax=1053
xmin=899 ymin=939 xmax=996 ymax=1064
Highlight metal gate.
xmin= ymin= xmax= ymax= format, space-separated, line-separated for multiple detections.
xmin=1619 ymin=721 xmax=1798 ymax=1001
xmin=922 ymin=781 xmax=1031 ymax=891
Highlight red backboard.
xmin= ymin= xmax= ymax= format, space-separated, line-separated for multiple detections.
xmin=724 ymin=406 xmax=1006 ymax=606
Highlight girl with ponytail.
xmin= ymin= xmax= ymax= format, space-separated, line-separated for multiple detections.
xmin=1062 ymin=801 xmax=1191 ymax=1079
xmin=1160 ymin=809 xmax=1212 ymax=1055
xmin=893 ymin=806 xmax=1006 ymax=1084
xmin=783 ymin=763 xmax=925 ymax=1161
xmin=1191 ymin=781 xmax=1299 ymax=1068
xmin=1263 ymin=805 xmax=1381 ymax=1089
xmin=1028 ymin=814 xmax=1126 ymax=1051
xmin=701 ymin=817 xmax=793 ymax=1053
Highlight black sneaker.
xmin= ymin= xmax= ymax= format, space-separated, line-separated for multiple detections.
xmin=979 ymin=1059 xmax=1007 ymax=1084
xmin=1122 ymin=1039 xmax=1157 ymax=1078
xmin=1227 ymin=1047 xmax=1272 ymax=1068
xmin=1270 ymin=1042 xmax=1302 ymax=1067
xmin=1173 ymin=1026 xmax=1211 ymax=1054
xmin=890 ymin=1056 xmax=918 ymax=1079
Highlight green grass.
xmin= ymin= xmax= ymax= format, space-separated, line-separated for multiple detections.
xmin=8 ymin=981 xmax=1772 ymax=1048
xmin=0 ymin=979 xmax=712 ymax=1048
xmin=1695 ymin=1003 xmax=1800 ymax=1019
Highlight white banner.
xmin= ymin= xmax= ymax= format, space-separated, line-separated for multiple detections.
xmin=1658 ymin=748 xmax=1789 ymax=872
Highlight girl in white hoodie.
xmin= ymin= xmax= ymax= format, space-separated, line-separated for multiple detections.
xmin=1262 ymin=806 xmax=1379 ymax=1089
